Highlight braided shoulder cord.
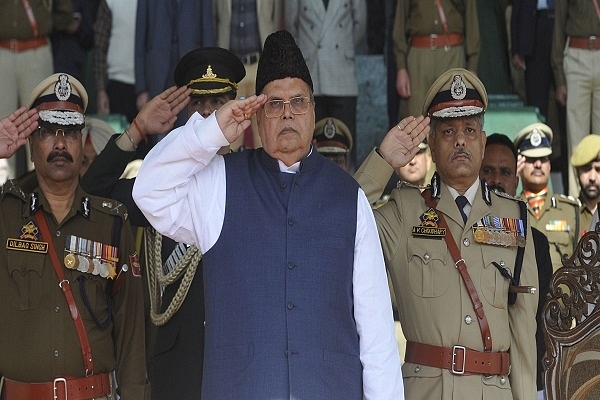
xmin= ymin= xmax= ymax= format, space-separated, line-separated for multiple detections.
xmin=145 ymin=227 xmax=202 ymax=326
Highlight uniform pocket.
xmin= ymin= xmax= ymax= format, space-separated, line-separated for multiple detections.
xmin=408 ymin=240 xmax=449 ymax=298
xmin=6 ymin=250 xmax=46 ymax=310
xmin=480 ymin=247 xmax=514 ymax=310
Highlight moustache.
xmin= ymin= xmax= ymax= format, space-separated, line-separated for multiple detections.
xmin=450 ymin=148 xmax=472 ymax=160
xmin=47 ymin=151 xmax=73 ymax=163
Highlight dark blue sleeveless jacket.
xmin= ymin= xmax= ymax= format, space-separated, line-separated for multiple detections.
xmin=201 ymin=148 xmax=362 ymax=399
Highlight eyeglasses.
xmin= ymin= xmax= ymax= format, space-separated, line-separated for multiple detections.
xmin=524 ymin=156 xmax=549 ymax=164
xmin=38 ymin=127 xmax=82 ymax=142
xmin=264 ymin=96 xmax=312 ymax=118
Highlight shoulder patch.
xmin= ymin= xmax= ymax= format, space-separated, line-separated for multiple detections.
xmin=1 ymin=179 xmax=27 ymax=201
xmin=492 ymin=189 xmax=524 ymax=203
xmin=89 ymin=196 xmax=129 ymax=220
xmin=397 ymin=181 xmax=430 ymax=191
xmin=557 ymin=194 xmax=581 ymax=206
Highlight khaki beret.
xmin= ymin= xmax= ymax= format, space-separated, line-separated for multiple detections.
xmin=82 ymin=118 xmax=115 ymax=155
xmin=513 ymin=123 xmax=553 ymax=157
xmin=313 ymin=117 xmax=353 ymax=154
xmin=422 ymin=68 xmax=488 ymax=118
xmin=26 ymin=73 xmax=88 ymax=128
xmin=571 ymin=134 xmax=600 ymax=167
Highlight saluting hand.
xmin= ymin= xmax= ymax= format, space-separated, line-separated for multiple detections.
xmin=379 ymin=115 xmax=430 ymax=169
xmin=130 ymin=86 xmax=192 ymax=142
xmin=0 ymin=107 xmax=39 ymax=159
xmin=215 ymin=95 xmax=267 ymax=144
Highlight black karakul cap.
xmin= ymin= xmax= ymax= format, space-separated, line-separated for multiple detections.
xmin=174 ymin=47 xmax=245 ymax=96
xmin=256 ymin=30 xmax=313 ymax=95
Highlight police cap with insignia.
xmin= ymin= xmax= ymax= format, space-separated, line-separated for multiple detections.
xmin=513 ymin=123 xmax=553 ymax=158
xmin=174 ymin=47 xmax=246 ymax=96
xmin=571 ymin=134 xmax=600 ymax=167
xmin=256 ymin=30 xmax=313 ymax=95
xmin=422 ymin=68 xmax=488 ymax=118
xmin=313 ymin=118 xmax=353 ymax=154
xmin=26 ymin=73 xmax=88 ymax=129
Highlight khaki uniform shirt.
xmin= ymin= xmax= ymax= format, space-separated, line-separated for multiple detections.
xmin=524 ymin=191 xmax=580 ymax=272
xmin=356 ymin=150 xmax=538 ymax=400
xmin=551 ymin=0 xmax=600 ymax=87
xmin=0 ymin=182 xmax=149 ymax=399
xmin=393 ymin=0 xmax=480 ymax=71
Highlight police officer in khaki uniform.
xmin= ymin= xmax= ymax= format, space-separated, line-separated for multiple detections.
xmin=570 ymin=134 xmax=600 ymax=237
xmin=355 ymin=68 xmax=538 ymax=399
xmin=312 ymin=117 xmax=353 ymax=172
xmin=515 ymin=122 xmax=580 ymax=272
xmin=393 ymin=0 xmax=480 ymax=117
xmin=0 ymin=73 xmax=150 ymax=400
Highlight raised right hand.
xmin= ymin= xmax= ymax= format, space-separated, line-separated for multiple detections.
xmin=379 ymin=115 xmax=430 ymax=169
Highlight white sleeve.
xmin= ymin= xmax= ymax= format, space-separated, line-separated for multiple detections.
xmin=132 ymin=112 xmax=229 ymax=252
xmin=353 ymin=188 xmax=405 ymax=399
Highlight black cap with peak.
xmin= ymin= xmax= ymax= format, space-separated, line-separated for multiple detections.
xmin=174 ymin=47 xmax=245 ymax=96
xmin=255 ymin=30 xmax=313 ymax=95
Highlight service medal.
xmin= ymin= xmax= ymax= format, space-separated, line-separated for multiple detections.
xmin=98 ymin=260 xmax=109 ymax=278
xmin=107 ymin=262 xmax=117 ymax=279
xmin=474 ymin=228 xmax=485 ymax=243
xmin=91 ymin=259 xmax=101 ymax=275
xmin=517 ymin=235 xmax=526 ymax=247
xmin=78 ymin=255 xmax=90 ymax=273
xmin=64 ymin=253 xmax=78 ymax=269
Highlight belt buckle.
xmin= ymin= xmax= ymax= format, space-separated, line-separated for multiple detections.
xmin=53 ymin=377 xmax=68 ymax=400
xmin=589 ymin=36 xmax=597 ymax=51
xmin=451 ymin=345 xmax=466 ymax=375
xmin=429 ymin=34 xmax=438 ymax=50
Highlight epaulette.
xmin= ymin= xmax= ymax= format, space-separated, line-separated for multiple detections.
xmin=491 ymin=188 xmax=525 ymax=203
xmin=556 ymin=194 xmax=581 ymax=207
xmin=397 ymin=180 xmax=429 ymax=191
xmin=0 ymin=179 xmax=27 ymax=201
xmin=88 ymin=196 xmax=129 ymax=221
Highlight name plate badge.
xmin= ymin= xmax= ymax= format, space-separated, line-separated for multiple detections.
xmin=6 ymin=238 xmax=49 ymax=253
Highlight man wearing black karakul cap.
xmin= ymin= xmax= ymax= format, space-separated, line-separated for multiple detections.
xmin=133 ymin=31 xmax=404 ymax=399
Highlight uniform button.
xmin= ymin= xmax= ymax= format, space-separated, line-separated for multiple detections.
xmin=239 ymin=21 xmax=245 ymax=28
xmin=288 ymin=218 xmax=294 ymax=226
xmin=500 ymin=260 xmax=505 ymax=267
xmin=281 ymin=181 xmax=287 ymax=189
xmin=500 ymin=377 xmax=506 ymax=385
xmin=423 ymin=253 xmax=430 ymax=261
xmin=54 ymin=350 xmax=59 ymax=357
xmin=54 ymin=306 xmax=60 ymax=313
xmin=287 ymin=302 xmax=294 ymax=310
xmin=463 ymin=238 xmax=470 ymax=246
xmin=465 ymin=315 xmax=473 ymax=325
xmin=285 ymin=350 xmax=289 ymax=357
xmin=56 ymin=230 xmax=61 ymax=237
xmin=287 ymin=262 xmax=295 ymax=270
xmin=414 ymin=366 xmax=421 ymax=373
